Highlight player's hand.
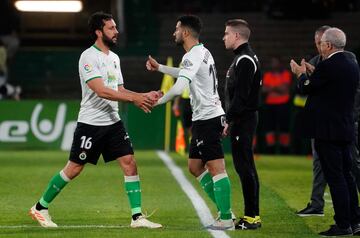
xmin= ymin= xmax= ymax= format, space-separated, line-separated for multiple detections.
xmin=144 ymin=90 xmax=163 ymax=104
xmin=172 ymin=103 xmax=180 ymax=117
xmin=222 ymin=122 xmax=229 ymax=137
xmin=146 ymin=55 xmax=160 ymax=71
xmin=133 ymin=94 xmax=154 ymax=113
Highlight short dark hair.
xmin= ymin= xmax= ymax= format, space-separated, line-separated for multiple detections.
xmin=315 ymin=25 xmax=331 ymax=35
xmin=177 ymin=15 xmax=202 ymax=38
xmin=88 ymin=12 xmax=113 ymax=41
xmin=225 ymin=19 xmax=251 ymax=40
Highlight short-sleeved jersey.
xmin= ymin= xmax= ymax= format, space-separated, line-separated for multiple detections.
xmin=178 ymin=43 xmax=224 ymax=121
xmin=77 ymin=45 xmax=123 ymax=126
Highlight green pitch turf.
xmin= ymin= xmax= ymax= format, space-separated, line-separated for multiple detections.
xmin=0 ymin=151 xmax=335 ymax=237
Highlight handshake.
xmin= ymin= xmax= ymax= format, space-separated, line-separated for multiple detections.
xmin=134 ymin=90 xmax=164 ymax=113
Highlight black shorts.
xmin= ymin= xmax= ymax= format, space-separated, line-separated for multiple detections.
xmin=69 ymin=121 xmax=134 ymax=165
xmin=189 ymin=115 xmax=225 ymax=162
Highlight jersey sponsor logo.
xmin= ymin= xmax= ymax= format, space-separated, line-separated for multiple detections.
xmin=181 ymin=59 xmax=193 ymax=69
xmin=107 ymin=72 xmax=116 ymax=84
xmin=84 ymin=64 xmax=92 ymax=73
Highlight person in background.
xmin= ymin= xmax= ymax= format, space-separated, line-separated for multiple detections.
xmin=261 ymin=56 xmax=292 ymax=154
xmin=290 ymin=27 xmax=360 ymax=236
xmin=296 ymin=25 xmax=360 ymax=218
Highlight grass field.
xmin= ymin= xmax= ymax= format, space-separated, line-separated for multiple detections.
xmin=0 ymin=151 xmax=336 ymax=237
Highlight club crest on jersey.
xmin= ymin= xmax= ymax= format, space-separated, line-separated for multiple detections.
xmin=182 ymin=59 xmax=193 ymax=69
xmin=114 ymin=61 xmax=117 ymax=69
xmin=84 ymin=64 xmax=92 ymax=73
xmin=79 ymin=151 xmax=87 ymax=160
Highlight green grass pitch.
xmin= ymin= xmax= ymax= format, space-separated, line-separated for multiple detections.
xmin=0 ymin=151 xmax=336 ymax=237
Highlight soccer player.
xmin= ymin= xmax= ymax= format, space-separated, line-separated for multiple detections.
xmin=146 ymin=15 xmax=234 ymax=230
xmin=29 ymin=12 xmax=162 ymax=229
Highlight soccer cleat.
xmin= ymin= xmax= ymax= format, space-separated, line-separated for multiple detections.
xmin=235 ymin=216 xmax=261 ymax=230
xmin=296 ymin=203 xmax=324 ymax=217
xmin=216 ymin=211 xmax=237 ymax=222
xmin=130 ymin=215 xmax=162 ymax=229
xmin=351 ymin=223 xmax=360 ymax=235
xmin=319 ymin=225 xmax=352 ymax=236
xmin=29 ymin=205 xmax=58 ymax=228
xmin=254 ymin=216 xmax=262 ymax=228
xmin=206 ymin=219 xmax=235 ymax=231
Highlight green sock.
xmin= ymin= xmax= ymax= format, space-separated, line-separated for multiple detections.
xmin=124 ymin=175 xmax=142 ymax=215
xmin=39 ymin=171 xmax=70 ymax=208
xmin=213 ymin=173 xmax=232 ymax=220
xmin=197 ymin=170 xmax=218 ymax=210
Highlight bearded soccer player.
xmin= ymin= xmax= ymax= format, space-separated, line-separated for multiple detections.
xmin=146 ymin=15 xmax=234 ymax=230
xmin=29 ymin=12 xmax=162 ymax=229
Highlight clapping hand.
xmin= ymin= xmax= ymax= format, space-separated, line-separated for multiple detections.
xmin=290 ymin=59 xmax=307 ymax=77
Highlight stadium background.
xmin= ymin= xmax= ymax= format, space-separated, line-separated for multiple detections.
xmin=2 ymin=0 xmax=360 ymax=153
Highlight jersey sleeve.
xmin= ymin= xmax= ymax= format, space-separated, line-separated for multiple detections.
xmin=79 ymin=53 xmax=102 ymax=83
xmin=178 ymin=51 xmax=202 ymax=82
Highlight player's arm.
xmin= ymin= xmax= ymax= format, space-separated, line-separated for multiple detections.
xmin=156 ymin=77 xmax=189 ymax=105
xmin=117 ymin=85 xmax=162 ymax=104
xmin=146 ymin=55 xmax=180 ymax=78
xmin=87 ymin=78 xmax=153 ymax=113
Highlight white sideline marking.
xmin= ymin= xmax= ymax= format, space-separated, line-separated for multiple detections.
xmin=0 ymin=225 xmax=127 ymax=229
xmin=156 ymin=151 xmax=230 ymax=238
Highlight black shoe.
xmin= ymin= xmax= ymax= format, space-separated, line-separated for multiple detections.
xmin=319 ymin=225 xmax=352 ymax=237
xmin=296 ymin=203 xmax=324 ymax=217
xmin=352 ymin=223 xmax=360 ymax=235
xmin=235 ymin=218 xmax=261 ymax=230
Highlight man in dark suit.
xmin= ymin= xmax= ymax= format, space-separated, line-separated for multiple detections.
xmin=290 ymin=27 xmax=360 ymax=236
xmin=297 ymin=25 xmax=360 ymax=218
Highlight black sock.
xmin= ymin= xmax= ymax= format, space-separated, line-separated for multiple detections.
xmin=132 ymin=213 xmax=142 ymax=220
xmin=35 ymin=202 xmax=47 ymax=211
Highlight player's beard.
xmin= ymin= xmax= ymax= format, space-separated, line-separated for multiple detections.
xmin=175 ymin=35 xmax=184 ymax=46
xmin=102 ymin=33 xmax=117 ymax=48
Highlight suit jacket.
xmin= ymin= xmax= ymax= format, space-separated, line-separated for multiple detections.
xmin=309 ymin=51 xmax=360 ymax=121
xmin=298 ymin=51 xmax=360 ymax=142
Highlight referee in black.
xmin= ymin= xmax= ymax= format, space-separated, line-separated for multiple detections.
xmin=222 ymin=19 xmax=262 ymax=230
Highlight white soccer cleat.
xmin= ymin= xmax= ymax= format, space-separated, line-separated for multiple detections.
xmin=206 ymin=219 xmax=235 ymax=231
xmin=130 ymin=215 xmax=162 ymax=229
xmin=29 ymin=205 xmax=58 ymax=228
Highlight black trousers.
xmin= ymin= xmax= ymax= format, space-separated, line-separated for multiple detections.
xmin=314 ymin=139 xmax=360 ymax=228
xmin=309 ymin=122 xmax=360 ymax=210
xmin=230 ymin=112 xmax=259 ymax=217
